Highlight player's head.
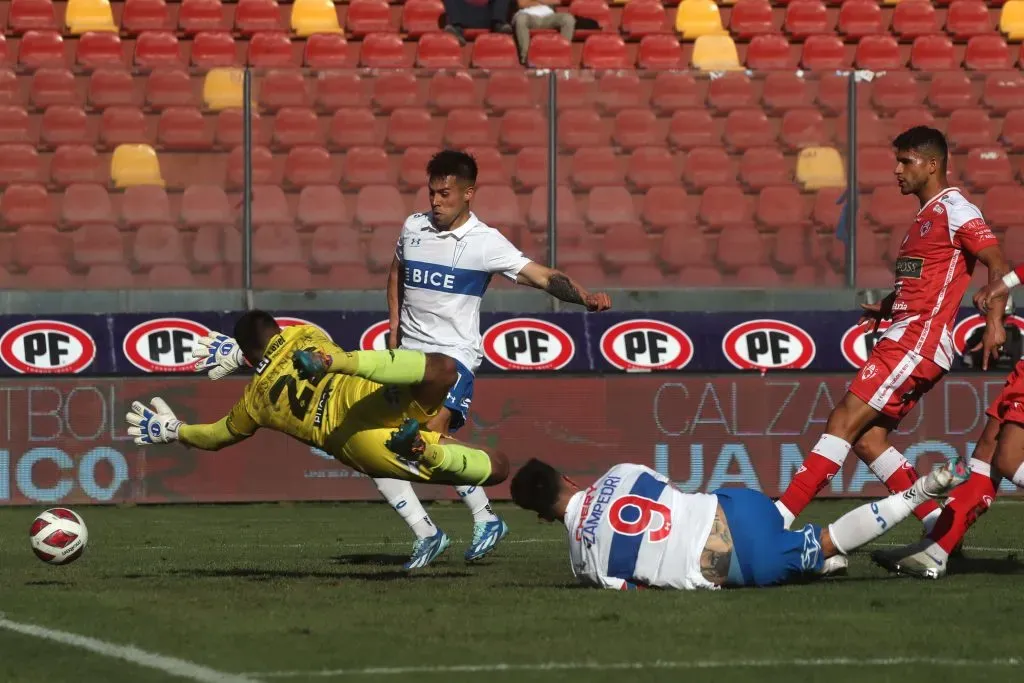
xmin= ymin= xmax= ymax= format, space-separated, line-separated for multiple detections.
xmin=510 ymin=458 xmax=578 ymax=522
xmin=233 ymin=309 xmax=281 ymax=366
xmin=892 ymin=126 xmax=948 ymax=196
xmin=426 ymin=149 xmax=477 ymax=230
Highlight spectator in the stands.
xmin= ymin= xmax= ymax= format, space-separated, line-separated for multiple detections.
xmin=513 ymin=0 xmax=576 ymax=65
xmin=443 ymin=0 xmax=514 ymax=46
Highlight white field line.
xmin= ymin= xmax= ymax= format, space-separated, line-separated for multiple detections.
xmin=0 ymin=615 xmax=261 ymax=683
xmin=249 ymin=656 xmax=1024 ymax=678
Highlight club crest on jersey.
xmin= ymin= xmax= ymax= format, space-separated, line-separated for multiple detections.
xmin=919 ymin=220 xmax=932 ymax=237
xmin=860 ymin=362 xmax=878 ymax=380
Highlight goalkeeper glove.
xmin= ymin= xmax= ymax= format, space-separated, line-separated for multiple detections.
xmin=293 ymin=348 xmax=331 ymax=383
xmin=126 ymin=397 xmax=181 ymax=445
xmin=192 ymin=332 xmax=245 ymax=380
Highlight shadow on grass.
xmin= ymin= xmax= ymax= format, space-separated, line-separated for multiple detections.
xmin=169 ymin=567 xmax=473 ymax=582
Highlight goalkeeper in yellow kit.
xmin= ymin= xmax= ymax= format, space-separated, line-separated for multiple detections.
xmin=125 ymin=310 xmax=509 ymax=487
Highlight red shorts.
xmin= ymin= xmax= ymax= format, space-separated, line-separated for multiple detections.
xmin=986 ymin=360 xmax=1024 ymax=426
xmin=848 ymin=339 xmax=946 ymax=422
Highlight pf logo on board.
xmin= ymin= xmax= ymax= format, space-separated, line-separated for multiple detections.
xmin=600 ymin=319 xmax=693 ymax=371
xmin=0 ymin=320 xmax=96 ymax=374
xmin=840 ymin=320 xmax=893 ymax=369
xmin=123 ymin=318 xmax=210 ymax=372
xmin=953 ymin=314 xmax=1024 ymax=354
xmin=483 ymin=318 xmax=575 ymax=371
xmin=721 ymin=319 xmax=815 ymax=371
xmin=360 ymin=320 xmax=391 ymax=350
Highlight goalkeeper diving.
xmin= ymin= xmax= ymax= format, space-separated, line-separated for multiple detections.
xmin=125 ymin=310 xmax=509 ymax=487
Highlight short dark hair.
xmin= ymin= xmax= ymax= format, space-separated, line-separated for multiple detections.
xmin=233 ymin=309 xmax=280 ymax=362
xmin=426 ymin=149 xmax=477 ymax=185
xmin=893 ymin=126 xmax=948 ymax=165
xmin=510 ymin=458 xmax=563 ymax=518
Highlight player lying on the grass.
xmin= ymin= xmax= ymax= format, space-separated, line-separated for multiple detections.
xmin=510 ymin=458 xmax=967 ymax=590
xmin=873 ymin=264 xmax=1024 ymax=579
xmin=126 ymin=310 xmax=509 ymax=488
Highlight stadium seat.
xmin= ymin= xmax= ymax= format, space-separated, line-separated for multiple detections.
xmin=471 ymin=34 xmax=519 ymax=69
xmin=1001 ymin=109 xmax=1024 ymax=151
xmin=682 ymin=146 xmax=733 ymax=189
xmin=558 ymin=77 xmax=597 ymax=111
xmin=259 ymin=70 xmax=310 ymax=110
xmin=417 ymin=32 xmax=463 ymax=68
xmin=946 ymin=0 xmax=994 ymax=39
xmin=134 ymin=224 xmax=186 ymax=266
xmin=856 ymin=35 xmax=903 ymax=70
xmin=135 ymin=31 xmax=184 ymax=68
xmin=746 ymin=34 xmax=796 ymax=70
xmin=1001 ymin=0 xmax=1024 ymax=40
xmin=284 ymin=145 xmax=336 ymax=187
xmin=796 ymin=147 xmax=845 ymax=189
xmin=272 ymin=107 xmax=323 ymax=148
xmin=650 ymin=72 xmax=703 ymax=112
xmin=290 ymin=0 xmax=342 ymax=36
xmin=1 ymin=183 xmax=54 ymax=224
xmin=387 ymin=108 xmax=438 ymax=149
xmin=426 ymin=71 xmax=477 ymax=112
xmin=72 ymin=224 xmax=125 ymax=266
xmin=14 ymin=226 xmax=69 ymax=269
xmin=871 ymin=71 xmax=924 ymax=113
xmin=249 ymin=31 xmax=298 ymax=67
xmin=596 ymin=72 xmax=646 ymax=113
xmin=571 ymin=147 xmax=624 ymax=190
xmin=464 ymin=147 xmax=506 ymax=186
xmin=355 ymin=185 xmax=406 ymax=228
xmin=312 ymin=72 xmax=363 ymax=111
xmin=964 ymin=34 xmax=1013 ymax=70
xmin=707 ymin=77 xmax=754 ymax=117
xmin=729 ymin=0 xmax=774 ymax=39
xmin=304 ymin=33 xmax=351 ymax=68
xmin=558 ymin=109 xmax=609 ymax=150
xmin=122 ymin=0 xmax=171 ymax=33
xmin=203 ymin=68 xmax=244 ymax=110
xmin=637 ymin=34 xmax=683 ymax=70
xmin=692 ymin=35 xmax=741 ymax=71
xmin=780 ymin=108 xmax=828 ymax=150
xmin=761 ymin=72 xmax=811 ymax=113
xmin=613 ymin=109 xmax=662 ymax=149
xmin=739 ymin=147 xmax=790 ymax=190
xmin=889 ymin=107 xmax=937 ymax=136
xmin=475 ymin=185 xmax=524 ymax=229
xmin=86 ymin=69 xmax=136 ymax=109
xmin=309 ymin=222 xmax=360 ymax=266
xmin=857 ymin=146 xmax=893 ymax=189
xmin=839 ymin=0 xmax=884 ymax=37
xmin=582 ymin=34 xmax=630 ymax=69
xmin=19 ymin=30 xmax=67 ymax=68
xmin=65 ymin=0 xmax=117 ymax=34
xmin=360 ymin=32 xmax=414 ymax=68
xmin=0 ymin=106 xmax=30 ymax=145
xmin=8 ymin=0 xmax=58 ymax=32
xmin=811 ymin=187 xmax=843 ymax=231
xmin=963 ymin=147 xmax=1014 ymax=189
xmin=178 ymin=0 xmax=228 ymax=33
xmin=585 ymin=187 xmax=638 ymax=231
xmin=801 ymin=35 xmax=851 ymax=70
xmin=947 ymin=108 xmax=996 ymax=151
xmin=910 ymin=34 xmax=958 ymax=70
xmin=569 ymin=0 xmax=612 ymax=33
xmin=621 ymin=0 xmax=670 ymax=36
xmin=347 ymin=0 xmax=393 ymax=35
xmin=984 ymin=72 xmax=1024 ymax=113
xmin=370 ymin=71 xmax=418 ymax=111
xmin=723 ymin=109 xmax=775 ymax=150
xmin=642 ymin=186 xmax=697 ymax=233
xmin=500 ymin=108 xmax=547 ymax=151
xmin=758 ymin=187 xmax=808 ymax=232
xmin=403 ymin=0 xmax=444 ymax=36
xmin=181 ymin=184 xmax=233 ymax=226
xmin=926 ymin=72 xmax=976 ymax=114
xmin=784 ymin=0 xmax=832 ymax=38
xmin=601 ymin=225 xmax=656 ymax=270
xmin=528 ymin=185 xmax=583 ymax=233
xmin=111 ymin=143 xmax=165 ymax=187
xmin=41 ymin=106 xmax=91 ymax=147
xmin=121 ymin=185 xmax=172 ymax=226
xmin=30 ymin=68 xmax=76 ymax=109
xmin=191 ymin=31 xmax=237 ymax=68
xmin=235 ymin=0 xmax=284 ymax=34
xmin=62 ymin=183 xmax=115 ymax=225
xmin=513 ymin=147 xmax=550 ymax=190
xmin=717 ymin=225 xmax=767 ymax=270
xmin=627 ymin=147 xmax=679 ymax=189
xmin=659 ymin=225 xmax=710 ymax=270
xmin=51 ymin=145 xmax=104 ymax=186
xmin=528 ymin=34 xmax=573 ymax=69
xmin=984 ymin=185 xmax=1024 ymax=229
xmin=866 ymin=186 xmax=918 ymax=229
xmin=297 ymin=186 xmax=347 ymax=229
xmin=213 ymin=108 xmax=250 ymax=148
xmin=192 ymin=225 xmax=241 ymax=268
xmin=398 ymin=146 xmax=435 ymax=188
xmin=699 ymin=186 xmax=752 ymax=228
xmin=157 ymin=106 xmax=212 ymax=149
xmin=675 ymin=0 xmax=726 ymax=38
xmin=668 ymin=109 xmax=718 ymax=149
xmin=892 ymin=1 xmax=939 ymax=39
xmin=100 ymin=105 xmax=147 ymax=147
xmin=250 ymin=185 xmax=291 ymax=226
xmin=328 ymin=109 xmax=378 ymax=149
xmin=445 ymin=108 xmax=494 ymax=148
xmin=76 ymin=31 xmax=124 ymax=68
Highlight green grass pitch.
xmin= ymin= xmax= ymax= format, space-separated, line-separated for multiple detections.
xmin=2 ymin=500 xmax=1023 ymax=683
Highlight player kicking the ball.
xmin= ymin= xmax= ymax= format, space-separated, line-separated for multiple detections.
xmin=873 ymin=265 xmax=1024 ymax=578
xmin=774 ymin=126 xmax=1008 ymax=538
xmin=510 ymin=457 xmax=968 ymax=590
xmin=126 ymin=311 xmax=509 ymax=489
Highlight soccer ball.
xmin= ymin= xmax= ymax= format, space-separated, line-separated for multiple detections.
xmin=30 ymin=508 xmax=89 ymax=565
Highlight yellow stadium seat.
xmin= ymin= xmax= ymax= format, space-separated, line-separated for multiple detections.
xmin=65 ymin=0 xmax=117 ymax=34
xmin=111 ymin=145 xmax=165 ymax=188
xmin=203 ymin=68 xmax=245 ymax=111
xmin=797 ymin=147 xmax=846 ymax=190
xmin=1001 ymin=1 xmax=1024 ymax=40
xmin=291 ymin=0 xmax=342 ymax=37
xmin=675 ymin=0 xmax=727 ymax=39
xmin=691 ymin=35 xmax=742 ymax=71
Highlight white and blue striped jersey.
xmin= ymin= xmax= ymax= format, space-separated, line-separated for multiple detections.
xmin=395 ymin=212 xmax=531 ymax=372
xmin=563 ymin=464 xmax=720 ymax=591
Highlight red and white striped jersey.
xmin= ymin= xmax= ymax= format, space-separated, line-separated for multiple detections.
xmin=882 ymin=187 xmax=999 ymax=370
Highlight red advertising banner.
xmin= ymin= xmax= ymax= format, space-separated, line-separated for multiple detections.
xmin=0 ymin=375 xmax=1018 ymax=506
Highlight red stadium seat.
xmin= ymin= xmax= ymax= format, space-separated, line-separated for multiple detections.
xmin=773 ymin=225 xmax=813 ymax=272
xmin=866 ymin=185 xmax=918 ymax=228
xmin=304 ymin=33 xmax=351 ymax=68
xmin=249 ymin=31 xmax=298 ymax=67
xmin=910 ymin=34 xmax=958 ymax=70
xmin=398 ymin=146 xmax=436 ymax=188
xmin=72 ymin=224 xmax=125 ymax=266
xmin=659 ymin=225 xmax=709 ymax=270
xmin=801 ymin=35 xmax=851 ymax=70
xmin=0 ymin=106 xmax=30 ymax=145
xmin=945 ymin=0 xmax=994 ymax=39
xmin=512 ymin=147 xmax=551 ymax=192
xmin=983 ymin=72 xmax=1024 ymax=114
xmin=181 ymin=185 xmax=233 ymax=226
xmin=892 ymin=1 xmax=938 ymax=39
xmin=9 ymin=0 xmax=58 ymax=33
xmin=596 ymin=72 xmax=646 ymax=113
xmin=122 ymin=0 xmax=171 ymax=33
xmin=571 ymin=147 xmax=625 ymax=190
xmin=601 ymin=224 xmax=654 ymax=269
xmin=699 ymin=186 xmax=752 ymax=228
xmin=717 ymin=225 xmax=767 ymax=270
xmin=191 ymin=31 xmax=237 ymax=68
xmin=739 ymin=147 xmax=791 ymax=190
xmin=1001 ymin=109 xmax=1024 ymax=151
xmin=870 ymin=71 xmax=925 ymax=113
xmin=814 ymin=72 xmax=848 ymax=115
xmin=483 ymin=71 xmax=534 ymax=111
xmin=614 ymin=109 xmax=662 ymax=149
xmin=134 ymin=224 xmax=186 ymax=266
xmin=836 ymin=107 xmax=887 ymax=146
xmin=706 ymin=73 xmax=755 ymax=113
xmin=855 ymin=35 xmax=903 ymax=70
xmin=346 ymin=0 xmax=393 ymax=35
xmin=528 ymin=34 xmax=573 ymax=69
xmin=135 ymin=31 xmax=185 ymax=69
xmin=428 ymin=72 xmax=478 ymax=112
xmin=371 ymin=71 xmax=418 ymax=112
xmin=621 ymin=0 xmax=670 ymax=37
xmin=328 ymin=109 xmax=378 ymax=149
xmin=30 ymin=68 xmax=76 ymax=109
xmin=757 ymin=186 xmax=808 ymax=231
xmin=889 ymin=107 xmax=936 ymax=136
xmin=298 ymin=186 xmax=347 ymax=229
xmin=235 ymin=0 xmax=284 ymax=34
xmin=627 ymin=147 xmax=679 ymax=189
xmin=964 ymin=34 xmax=1012 ymax=70
xmin=642 ymin=186 xmax=697 ymax=233
xmin=445 ymin=108 xmax=494 ymax=148
xmin=314 ymin=71 xmax=365 ymax=110
xmin=14 ymin=226 xmax=69 ymax=268
xmin=387 ymin=108 xmax=438 ymax=149
xmin=668 ymin=109 xmax=718 ymax=149
xmin=762 ymin=72 xmax=811 ymax=113
xmin=838 ymin=0 xmax=884 ymax=37
xmin=41 ymin=106 xmax=91 ymax=147
xmin=784 ymin=0 xmax=832 ymax=38
xmin=0 ymin=144 xmax=43 ymax=184
xmin=417 ymin=32 xmax=463 ymax=68
xmin=360 ymin=33 xmax=413 ymax=68
xmin=746 ymin=34 xmax=798 ymax=70
xmin=179 ymin=0 xmax=228 ymax=33
xmin=730 ymin=0 xmax=774 ymax=39
xmin=76 ymin=31 xmax=125 ymax=68
xmin=99 ymin=106 xmax=147 ymax=147
xmin=144 ymin=69 xmax=195 ymax=109
xmin=284 ymin=145 xmax=336 ymax=187
xmin=857 ymin=146 xmax=894 ymax=189
xmin=983 ymin=185 xmax=1024 ymax=229
xmin=1 ymin=184 xmax=54 ymax=224
xmin=403 ymin=0 xmax=444 ymax=36
xmin=259 ymin=70 xmax=310 ymax=110
xmin=723 ymin=109 xmax=776 ymax=150
xmin=528 ymin=185 xmax=583 ymax=232
xmin=927 ymin=72 xmax=976 ymax=114
xmin=309 ymin=223 xmax=360 ymax=266
xmin=192 ymin=225 xmax=240 ymax=267
xmin=500 ymin=108 xmax=547 ymax=150
xmin=637 ymin=35 xmax=683 ymax=70
xmin=780 ymin=108 xmax=828 ymax=150
xmin=464 ymin=146 xmax=506 ymax=186
xmin=474 ymin=184 xmax=524 ymax=229
xmin=62 ymin=183 xmax=115 ymax=225
xmin=582 ymin=34 xmax=629 ymax=69
xmin=19 ymin=30 xmax=66 ymax=68
xmin=250 ymin=185 xmax=291 ymax=226
xmin=272 ymin=107 xmax=323 ymax=148
xmin=121 ymin=185 xmax=172 ymax=226
xmin=51 ymin=145 xmax=104 ymax=186
xmin=811 ymin=187 xmax=843 ymax=230
xmin=558 ymin=109 xmax=609 ymax=150
xmin=157 ymin=106 xmax=211 ymax=149
xmin=355 ymin=185 xmax=406 ymax=228
xmin=586 ymin=187 xmax=637 ymax=231
xmin=214 ymin=108 xmax=253 ymax=148
xmin=650 ymin=72 xmax=703 ymax=112
xmin=682 ymin=146 xmax=733 ymax=189
xmin=963 ymin=147 xmax=1014 ymax=189
xmin=471 ymin=34 xmax=519 ymax=69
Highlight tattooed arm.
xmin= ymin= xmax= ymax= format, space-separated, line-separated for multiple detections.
xmin=516 ymin=262 xmax=612 ymax=312
xmin=699 ymin=506 xmax=734 ymax=586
